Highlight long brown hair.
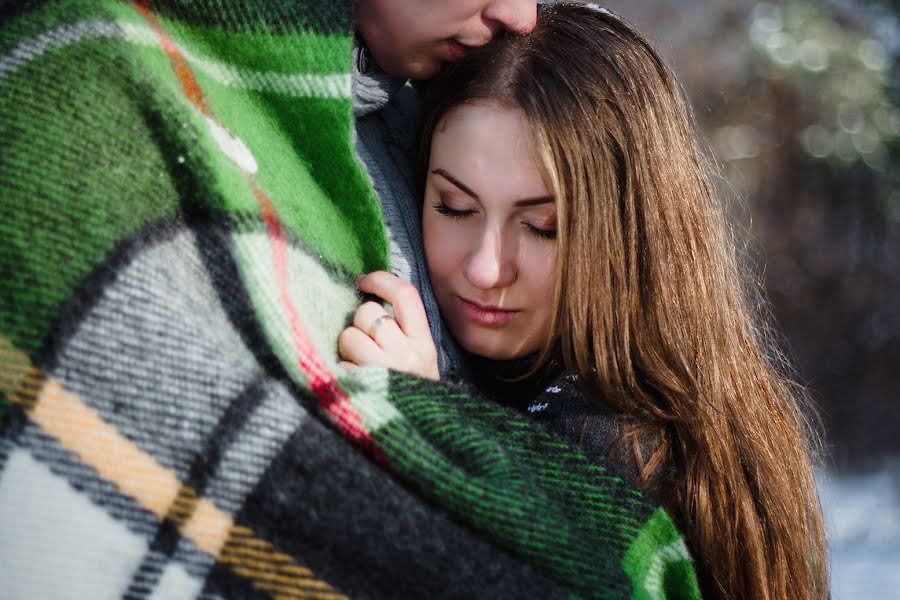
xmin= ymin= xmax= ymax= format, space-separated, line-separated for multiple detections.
xmin=418 ymin=3 xmax=828 ymax=599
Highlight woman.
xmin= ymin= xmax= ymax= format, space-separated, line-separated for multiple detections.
xmin=339 ymin=4 xmax=828 ymax=598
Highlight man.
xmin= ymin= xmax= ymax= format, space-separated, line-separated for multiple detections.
xmin=356 ymin=0 xmax=536 ymax=80
xmin=0 ymin=2 xmax=698 ymax=598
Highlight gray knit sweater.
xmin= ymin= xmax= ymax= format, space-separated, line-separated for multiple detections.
xmin=351 ymin=47 xmax=463 ymax=377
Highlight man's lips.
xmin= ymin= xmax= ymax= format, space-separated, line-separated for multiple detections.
xmin=457 ymin=297 xmax=520 ymax=327
xmin=447 ymin=39 xmax=473 ymax=60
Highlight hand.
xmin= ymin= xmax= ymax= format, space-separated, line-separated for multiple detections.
xmin=338 ymin=271 xmax=440 ymax=380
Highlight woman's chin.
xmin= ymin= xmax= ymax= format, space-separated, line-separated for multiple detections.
xmin=459 ymin=335 xmax=536 ymax=361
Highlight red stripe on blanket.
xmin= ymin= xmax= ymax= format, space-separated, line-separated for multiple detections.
xmin=256 ymin=187 xmax=381 ymax=454
xmin=133 ymin=0 xmax=210 ymax=116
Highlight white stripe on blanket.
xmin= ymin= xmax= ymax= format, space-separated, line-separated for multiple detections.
xmin=642 ymin=538 xmax=692 ymax=600
xmin=0 ymin=20 xmax=351 ymax=98
xmin=0 ymin=448 xmax=155 ymax=599
xmin=151 ymin=563 xmax=205 ymax=600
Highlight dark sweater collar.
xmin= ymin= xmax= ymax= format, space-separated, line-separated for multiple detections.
xmin=464 ymin=349 xmax=564 ymax=409
xmin=351 ymin=44 xmax=407 ymax=118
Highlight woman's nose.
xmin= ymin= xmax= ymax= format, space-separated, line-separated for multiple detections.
xmin=463 ymin=228 xmax=516 ymax=290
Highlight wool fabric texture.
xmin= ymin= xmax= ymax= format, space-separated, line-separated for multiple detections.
xmin=351 ymin=46 xmax=464 ymax=377
xmin=0 ymin=1 xmax=702 ymax=598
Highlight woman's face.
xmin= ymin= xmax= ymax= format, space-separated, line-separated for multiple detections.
xmin=423 ymin=102 xmax=557 ymax=359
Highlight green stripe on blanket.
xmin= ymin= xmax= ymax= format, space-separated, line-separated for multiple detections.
xmin=0 ymin=1 xmax=701 ymax=598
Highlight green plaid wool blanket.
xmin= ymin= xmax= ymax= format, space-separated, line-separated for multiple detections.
xmin=0 ymin=1 xmax=702 ymax=598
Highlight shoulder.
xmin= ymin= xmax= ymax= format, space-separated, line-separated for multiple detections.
xmin=529 ymin=373 xmax=624 ymax=460
xmin=528 ymin=371 xmax=676 ymax=497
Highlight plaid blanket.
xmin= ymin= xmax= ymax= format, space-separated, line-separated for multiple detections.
xmin=0 ymin=1 xmax=702 ymax=598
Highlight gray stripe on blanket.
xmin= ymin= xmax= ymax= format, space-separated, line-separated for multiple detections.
xmin=44 ymin=222 xmax=267 ymax=482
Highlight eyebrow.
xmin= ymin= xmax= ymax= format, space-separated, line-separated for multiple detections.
xmin=431 ymin=168 xmax=554 ymax=207
xmin=432 ymin=168 xmax=478 ymax=199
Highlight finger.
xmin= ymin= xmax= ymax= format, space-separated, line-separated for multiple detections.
xmin=338 ymin=361 xmax=359 ymax=372
xmin=353 ymin=301 xmax=388 ymax=328
xmin=357 ymin=271 xmax=431 ymax=341
xmin=353 ymin=301 xmax=407 ymax=350
xmin=337 ymin=326 xmax=386 ymax=367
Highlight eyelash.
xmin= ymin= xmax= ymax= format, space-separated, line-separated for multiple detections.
xmin=433 ymin=202 xmax=475 ymax=220
xmin=528 ymin=225 xmax=557 ymax=240
xmin=432 ymin=202 xmax=557 ymax=241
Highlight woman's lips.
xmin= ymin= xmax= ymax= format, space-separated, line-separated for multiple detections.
xmin=458 ymin=297 xmax=520 ymax=327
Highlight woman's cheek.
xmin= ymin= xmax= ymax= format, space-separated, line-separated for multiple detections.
xmin=423 ymin=212 xmax=459 ymax=283
xmin=527 ymin=238 xmax=557 ymax=294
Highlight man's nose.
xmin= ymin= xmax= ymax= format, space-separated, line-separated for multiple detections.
xmin=483 ymin=0 xmax=537 ymax=37
xmin=463 ymin=228 xmax=517 ymax=290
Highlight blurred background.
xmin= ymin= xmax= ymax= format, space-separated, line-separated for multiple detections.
xmin=599 ymin=0 xmax=899 ymax=596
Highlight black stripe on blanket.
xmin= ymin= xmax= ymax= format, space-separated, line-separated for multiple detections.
xmin=228 ymin=416 xmax=572 ymax=600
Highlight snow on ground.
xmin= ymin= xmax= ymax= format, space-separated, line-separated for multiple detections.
xmin=819 ymin=468 xmax=900 ymax=599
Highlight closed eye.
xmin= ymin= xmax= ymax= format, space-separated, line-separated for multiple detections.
xmin=526 ymin=223 xmax=557 ymax=240
xmin=433 ymin=202 xmax=477 ymax=220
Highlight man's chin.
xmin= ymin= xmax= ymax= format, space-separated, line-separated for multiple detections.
xmin=398 ymin=60 xmax=442 ymax=81
xmin=374 ymin=52 xmax=442 ymax=80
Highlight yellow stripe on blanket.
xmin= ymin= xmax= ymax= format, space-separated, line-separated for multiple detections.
xmin=0 ymin=336 xmax=34 ymax=402
xmin=2 ymin=336 xmax=345 ymax=600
